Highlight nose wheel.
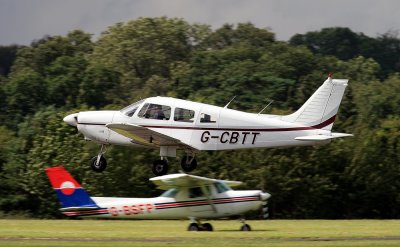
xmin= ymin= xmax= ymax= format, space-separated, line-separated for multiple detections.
xmin=90 ymin=155 xmax=107 ymax=172
xmin=240 ymin=218 xmax=252 ymax=231
xmin=90 ymin=144 xmax=107 ymax=172
xmin=240 ymin=224 xmax=251 ymax=231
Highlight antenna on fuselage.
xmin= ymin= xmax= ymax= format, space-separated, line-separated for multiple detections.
xmin=224 ymin=95 xmax=237 ymax=109
xmin=258 ymin=100 xmax=274 ymax=115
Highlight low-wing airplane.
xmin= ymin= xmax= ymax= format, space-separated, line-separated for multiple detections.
xmin=46 ymin=166 xmax=270 ymax=231
xmin=64 ymin=75 xmax=352 ymax=175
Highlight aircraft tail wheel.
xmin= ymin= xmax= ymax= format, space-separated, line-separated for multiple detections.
xmin=188 ymin=223 xmax=200 ymax=231
xmin=240 ymin=224 xmax=251 ymax=231
xmin=152 ymin=160 xmax=168 ymax=176
xmin=90 ymin=155 xmax=107 ymax=172
xmin=201 ymin=223 xmax=213 ymax=231
xmin=181 ymin=156 xmax=197 ymax=172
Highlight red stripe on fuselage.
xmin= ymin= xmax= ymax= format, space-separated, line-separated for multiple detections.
xmin=63 ymin=209 xmax=109 ymax=216
xmin=78 ymin=115 xmax=336 ymax=132
xmin=141 ymin=115 xmax=336 ymax=132
xmin=155 ymin=196 xmax=259 ymax=209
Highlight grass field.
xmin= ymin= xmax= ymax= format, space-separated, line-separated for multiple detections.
xmin=0 ymin=219 xmax=399 ymax=247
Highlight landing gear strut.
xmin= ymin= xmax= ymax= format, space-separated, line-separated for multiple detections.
xmin=181 ymin=153 xmax=197 ymax=172
xmin=90 ymin=144 xmax=107 ymax=172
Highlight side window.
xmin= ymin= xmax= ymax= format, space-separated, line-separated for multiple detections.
xmin=189 ymin=187 xmax=204 ymax=198
xmin=138 ymin=103 xmax=171 ymax=120
xmin=174 ymin=108 xmax=195 ymax=122
xmin=214 ymin=182 xmax=230 ymax=193
xmin=200 ymin=113 xmax=217 ymax=123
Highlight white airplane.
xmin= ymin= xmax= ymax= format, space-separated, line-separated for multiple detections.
xmin=46 ymin=166 xmax=271 ymax=231
xmin=63 ymin=75 xmax=352 ymax=175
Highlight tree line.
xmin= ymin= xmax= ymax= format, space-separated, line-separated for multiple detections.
xmin=0 ymin=17 xmax=399 ymax=219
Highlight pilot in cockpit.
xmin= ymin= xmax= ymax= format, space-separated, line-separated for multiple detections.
xmin=151 ymin=105 xmax=165 ymax=120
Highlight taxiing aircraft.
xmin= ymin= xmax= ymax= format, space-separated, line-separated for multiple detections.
xmin=46 ymin=166 xmax=270 ymax=231
xmin=63 ymin=75 xmax=352 ymax=175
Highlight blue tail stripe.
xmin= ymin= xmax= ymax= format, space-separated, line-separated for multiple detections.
xmin=55 ymin=188 xmax=99 ymax=209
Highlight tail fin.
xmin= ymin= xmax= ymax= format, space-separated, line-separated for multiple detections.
xmin=282 ymin=74 xmax=348 ymax=130
xmin=45 ymin=166 xmax=99 ymax=210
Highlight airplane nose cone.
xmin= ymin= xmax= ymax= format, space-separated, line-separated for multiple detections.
xmin=63 ymin=113 xmax=78 ymax=127
xmin=260 ymin=192 xmax=271 ymax=201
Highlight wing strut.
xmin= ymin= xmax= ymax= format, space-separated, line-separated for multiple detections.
xmin=201 ymin=185 xmax=217 ymax=212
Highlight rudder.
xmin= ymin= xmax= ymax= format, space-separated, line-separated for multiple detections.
xmin=282 ymin=75 xmax=348 ymax=130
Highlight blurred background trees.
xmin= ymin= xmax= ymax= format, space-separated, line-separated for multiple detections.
xmin=0 ymin=17 xmax=399 ymax=218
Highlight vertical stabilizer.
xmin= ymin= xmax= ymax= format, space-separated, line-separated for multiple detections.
xmin=45 ymin=166 xmax=99 ymax=209
xmin=282 ymin=75 xmax=348 ymax=130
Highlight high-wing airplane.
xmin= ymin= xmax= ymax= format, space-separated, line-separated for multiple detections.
xmin=63 ymin=75 xmax=352 ymax=175
xmin=46 ymin=166 xmax=270 ymax=231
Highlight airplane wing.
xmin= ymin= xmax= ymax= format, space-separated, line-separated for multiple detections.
xmin=106 ymin=123 xmax=197 ymax=149
xmin=295 ymin=132 xmax=353 ymax=141
xmin=150 ymin=173 xmax=242 ymax=190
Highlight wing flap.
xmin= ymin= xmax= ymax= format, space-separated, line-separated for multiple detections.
xmin=295 ymin=132 xmax=353 ymax=141
xmin=106 ymin=123 xmax=193 ymax=148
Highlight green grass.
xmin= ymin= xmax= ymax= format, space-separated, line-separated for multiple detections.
xmin=0 ymin=219 xmax=399 ymax=247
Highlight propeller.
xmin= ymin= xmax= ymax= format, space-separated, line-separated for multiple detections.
xmin=259 ymin=192 xmax=271 ymax=219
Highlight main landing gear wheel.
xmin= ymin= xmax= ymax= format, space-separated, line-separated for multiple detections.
xmin=152 ymin=159 xmax=169 ymax=176
xmin=187 ymin=222 xmax=213 ymax=231
xmin=201 ymin=223 xmax=213 ymax=231
xmin=90 ymin=155 xmax=107 ymax=172
xmin=240 ymin=224 xmax=251 ymax=231
xmin=188 ymin=223 xmax=200 ymax=231
xmin=181 ymin=156 xmax=197 ymax=172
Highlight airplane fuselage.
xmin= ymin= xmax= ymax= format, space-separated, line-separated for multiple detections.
xmin=63 ymin=189 xmax=265 ymax=219
xmin=63 ymin=77 xmax=351 ymax=174
xmin=73 ymin=97 xmax=332 ymax=151
xmin=47 ymin=167 xmax=271 ymax=230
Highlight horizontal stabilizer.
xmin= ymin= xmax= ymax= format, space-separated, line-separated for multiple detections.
xmin=295 ymin=132 xmax=353 ymax=141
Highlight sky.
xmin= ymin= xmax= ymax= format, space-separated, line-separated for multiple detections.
xmin=0 ymin=0 xmax=399 ymax=45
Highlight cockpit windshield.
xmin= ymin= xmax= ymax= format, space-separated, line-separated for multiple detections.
xmin=120 ymin=99 xmax=145 ymax=117
xmin=160 ymin=188 xmax=179 ymax=198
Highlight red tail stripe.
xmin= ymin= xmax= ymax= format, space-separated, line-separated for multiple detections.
xmin=45 ymin=166 xmax=81 ymax=188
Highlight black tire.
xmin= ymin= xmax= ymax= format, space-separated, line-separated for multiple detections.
xmin=202 ymin=223 xmax=213 ymax=231
xmin=180 ymin=156 xmax=197 ymax=172
xmin=152 ymin=160 xmax=169 ymax=176
xmin=90 ymin=155 xmax=107 ymax=172
xmin=188 ymin=223 xmax=200 ymax=231
xmin=240 ymin=224 xmax=251 ymax=231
